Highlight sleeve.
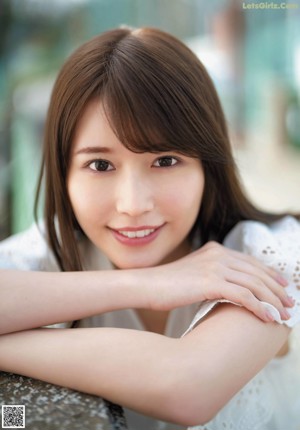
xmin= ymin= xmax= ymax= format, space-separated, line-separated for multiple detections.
xmin=0 ymin=223 xmax=59 ymax=271
xmin=183 ymin=216 xmax=300 ymax=336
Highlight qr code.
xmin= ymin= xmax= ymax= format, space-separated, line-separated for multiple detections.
xmin=1 ymin=405 xmax=25 ymax=428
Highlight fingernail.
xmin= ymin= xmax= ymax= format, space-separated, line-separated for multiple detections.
xmin=277 ymin=275 xmax=288 ymax=286
xmin=283 ymin=296 xmax=295 ymax=307
xmin=265 ymin=310 xmax=275 ymax=322
xmin=280 ymin=308 xmax=291 ymax=320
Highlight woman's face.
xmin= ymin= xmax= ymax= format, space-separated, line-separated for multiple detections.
xmin=67 ymin=100 xmax=205 ymax=269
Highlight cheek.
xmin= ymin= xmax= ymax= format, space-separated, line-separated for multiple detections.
xmin=162 ymin=172 xmax=204 ymax=218
xmin=67 ymin=177 xmax=111 ymax=224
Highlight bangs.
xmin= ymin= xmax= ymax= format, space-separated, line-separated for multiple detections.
xmin=101 ymin=34 xmax=202 ymax=158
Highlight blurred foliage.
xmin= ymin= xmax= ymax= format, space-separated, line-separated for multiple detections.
xmin=0 ymin=0 xmax=299 ymax=238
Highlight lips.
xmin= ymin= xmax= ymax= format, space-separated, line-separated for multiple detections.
xmin=117 ymin=228 xmax=155 ymax=238
xmin=108 ymin=225 xmax=163 ymax=246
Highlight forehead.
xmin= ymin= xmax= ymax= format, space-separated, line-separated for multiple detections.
xmin=71 ymin=89 xmax=201 ymax=160
xmin=72 ymin=97 xmax=168 ymax=156
xmin=71 ymin=100 xmax=163 ymax=162
xmin=72 ymin=100 xmax=118 ymax=149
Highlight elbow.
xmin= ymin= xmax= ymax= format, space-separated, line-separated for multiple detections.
xmin=169 ymin=397 xmax=216 ymax=427
xmin=155 ymin=351 xmax=222 ymax=426
xmin=160 ymin=381 xmax=218 ymax=427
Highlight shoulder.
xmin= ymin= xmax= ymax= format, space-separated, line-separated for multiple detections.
xmin=224 ymin=215 xmax=300 ymax=253
xmin=0 ymin=222 xmax=113 ymax=272
xmin=0 ymin=222 xmax=59 ymax=271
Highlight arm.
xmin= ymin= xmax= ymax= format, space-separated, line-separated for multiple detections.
xmin=0 ymin=304 xmax=290 ymax=426
xmin=0 ymin=241 xmax=291 ymax=335
xmin=0 ymin=269 xmax=147 ymax=335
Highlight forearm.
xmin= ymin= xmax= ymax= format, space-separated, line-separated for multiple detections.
xmin=0 ymin=327 xmax=185 ymax=424
xmin=0 ymin=241 xmax=293 ymax=335
xmin=0 ymin=306 xmax=290 ymax=426
xmin=0 ymin=269 xmax=150 ymax=334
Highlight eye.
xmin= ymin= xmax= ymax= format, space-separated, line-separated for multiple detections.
xmin=153 ymin=156 xmax=178 ymax=168
xmin=89 ymin=159 xmax=114 ymax=172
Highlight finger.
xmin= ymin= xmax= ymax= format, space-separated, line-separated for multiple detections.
xmin=220 ymin=284 xmax=290 ymax=323
xmin=200 ymin=243 xmax=288 ymax=286
xmin=224 ymin=270 xmax=291 ymax=320
xmin=226 ymin=260 xmax=293 ymax=307
xmin=226 ymin=249 xmax=288 ymax=286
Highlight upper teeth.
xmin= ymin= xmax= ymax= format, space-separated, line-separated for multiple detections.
xmin=118 ymin=229 xmax=155 ymax=238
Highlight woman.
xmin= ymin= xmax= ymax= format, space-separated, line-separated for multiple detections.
xmin=0 ymin=27 xmax=299 ymax=430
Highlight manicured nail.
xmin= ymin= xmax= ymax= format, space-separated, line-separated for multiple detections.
xmin=277 ymin=275 xmax=288 ymax=286
xmin=280 ymin=308 xmax=291 ymax=320
xmin=265 ymin=310 xmax=275 ymax=322
xmin=283 ymin=296 xmax=295 ymax=307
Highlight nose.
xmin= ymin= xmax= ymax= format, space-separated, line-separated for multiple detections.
xmin=115 ymin=171 xmax=154 ymax=216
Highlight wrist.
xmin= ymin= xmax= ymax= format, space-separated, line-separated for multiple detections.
xmin=117 ymin=267 xmax=154 ymax=310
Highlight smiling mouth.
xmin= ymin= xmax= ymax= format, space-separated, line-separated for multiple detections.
xmin=117 ymin=229 xmax=156 ymax=238
xmin=108 ymin=225 xmax=163 ymax=243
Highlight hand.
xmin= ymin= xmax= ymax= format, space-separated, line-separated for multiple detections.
xmin=147 ymin=241 xmax=293 ymax=322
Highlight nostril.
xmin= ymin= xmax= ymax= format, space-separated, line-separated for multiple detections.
xmin=115 ymin=194 xmax=154 ymax=216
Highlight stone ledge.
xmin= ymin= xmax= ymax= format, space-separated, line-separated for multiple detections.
xmin=0 ymin=372 xmax=127 ymax=429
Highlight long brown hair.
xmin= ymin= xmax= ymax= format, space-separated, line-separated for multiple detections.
xmin=35 ymin=26 xmax=293 ymax=272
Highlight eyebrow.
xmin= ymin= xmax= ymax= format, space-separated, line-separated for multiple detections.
xmin=75 ymin=146 xmax=113 ymax=155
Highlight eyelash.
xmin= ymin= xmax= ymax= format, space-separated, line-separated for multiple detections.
xmin=87 ymin=156 xmax=180 ymax=172
xmin=88 ymin=159 xmax=114 ymax=172
xmin=152 ymin=156 xmax=179 ymax=168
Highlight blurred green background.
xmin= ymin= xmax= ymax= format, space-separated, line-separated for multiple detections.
xmin=1 ymin=0 xmax=300 ymax=240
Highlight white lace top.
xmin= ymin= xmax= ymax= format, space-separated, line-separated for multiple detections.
xmin=1 ymin=216 xmax=300 ymax=430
